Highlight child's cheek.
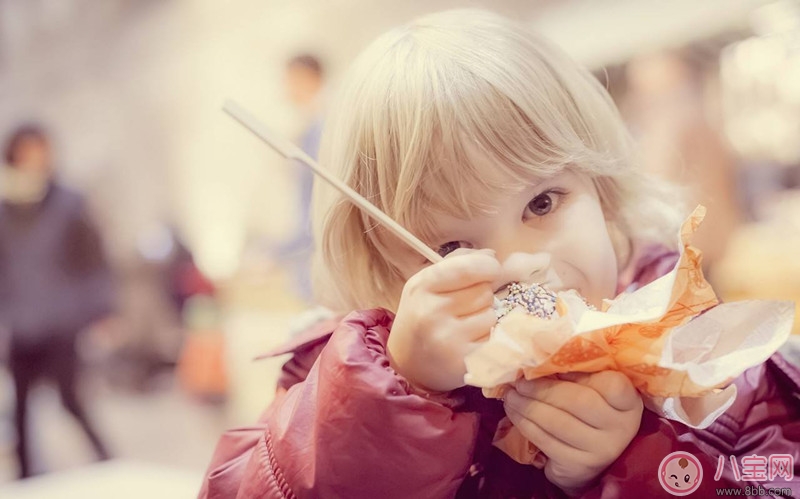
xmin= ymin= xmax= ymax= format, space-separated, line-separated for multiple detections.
xmin=555 ymin=200 xmax=618 ymax=305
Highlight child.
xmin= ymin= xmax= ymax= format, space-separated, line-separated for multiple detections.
xmin=200 ymin=10 xmax=800 ymax=498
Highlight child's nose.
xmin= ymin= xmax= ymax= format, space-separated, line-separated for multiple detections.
xmin=493 ymin=252 xmax=562 ymax=296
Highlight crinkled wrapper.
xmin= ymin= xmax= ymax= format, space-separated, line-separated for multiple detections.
xmin=464 ymin=206 xmax=795 ymax=466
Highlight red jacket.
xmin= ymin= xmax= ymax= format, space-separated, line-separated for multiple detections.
xmin=200 ymin=248 xmax=800 ymax=498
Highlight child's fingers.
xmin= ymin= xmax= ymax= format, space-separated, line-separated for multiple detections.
xmin=558 ymin=371 xmax=641 ymax=413
xmin=504 ymin=389 xmax=596 ymax=452
xmin=588 ymin=372 xmax=640 ymax=412
xmin=440 ymin=282 xmax=495 ymax=317
xmin=504 ymin=399 xmax=589 ymax=466
xmin=554 ymin=372 xmax=585 ymax=383
xmin=457 ymin=307 xmax=498 ymax=342
xmin=419 ymin=252 xmax=501 ymax=293
xmin=514 ymin=378 xmax=609 ymax=429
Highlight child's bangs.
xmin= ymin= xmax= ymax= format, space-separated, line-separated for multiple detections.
xmin=401 ymin=73 xmax=575 ymax=245
xmin=367 ymin=26 xmax=611 ymax=255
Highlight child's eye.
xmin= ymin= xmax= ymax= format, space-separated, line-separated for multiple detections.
xmin=437 ymin=241 xmax=472 ymax=257
xmin=524 ymin=189 xmax=565 ymax=219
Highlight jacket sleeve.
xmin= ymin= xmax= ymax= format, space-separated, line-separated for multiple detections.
xmin=199 ymin=309 xmax=481 ymax=499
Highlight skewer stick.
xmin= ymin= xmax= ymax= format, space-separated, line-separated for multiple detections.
xmin=224 ymin=100 xmax=505 ymax=311
xmin=223 ymin=100 xmax=443 ymax=264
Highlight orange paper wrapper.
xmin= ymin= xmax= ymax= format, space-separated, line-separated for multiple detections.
xmin=464 ymin=206 xmax=795 ymax=466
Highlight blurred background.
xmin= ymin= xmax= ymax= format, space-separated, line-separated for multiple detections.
xmin=0 ymin=0 xmax=798 ymax=497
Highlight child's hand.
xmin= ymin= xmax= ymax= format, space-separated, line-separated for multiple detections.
xmin=388 ymin=249 xmax=501 ymax=393
xmin=504 ymin=372 xmax=643 ymax=496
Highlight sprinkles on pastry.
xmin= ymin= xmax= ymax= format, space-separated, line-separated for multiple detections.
xmin=494 ymin=282 xmax=558 ymax=320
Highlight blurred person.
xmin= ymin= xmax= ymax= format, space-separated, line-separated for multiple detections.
xmin=0 ymin=124 xmax=112 ymax=478
xmin=624 ymin=51 xmax=743 ymax=280
xmin=109 ymin=226 xmax=211 ymax=392
xmin=168 ymin=233 xmax=216 ymax=314
xmin=262 ymin=54 xmax=326 ymax=305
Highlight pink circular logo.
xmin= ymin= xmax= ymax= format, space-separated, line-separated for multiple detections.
xmin=658 ymin=451 xmax=703 ymax=496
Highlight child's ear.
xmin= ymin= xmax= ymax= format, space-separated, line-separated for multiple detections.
xmin=606 ymin=219 xmax=633 ymax=272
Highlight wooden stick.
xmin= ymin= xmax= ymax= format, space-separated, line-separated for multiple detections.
xmin=223 ymin=100 xmax=444 ymax=264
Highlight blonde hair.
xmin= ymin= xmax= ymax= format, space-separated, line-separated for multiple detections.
xmin=312 ymin=9 xmax=685 ymax=313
